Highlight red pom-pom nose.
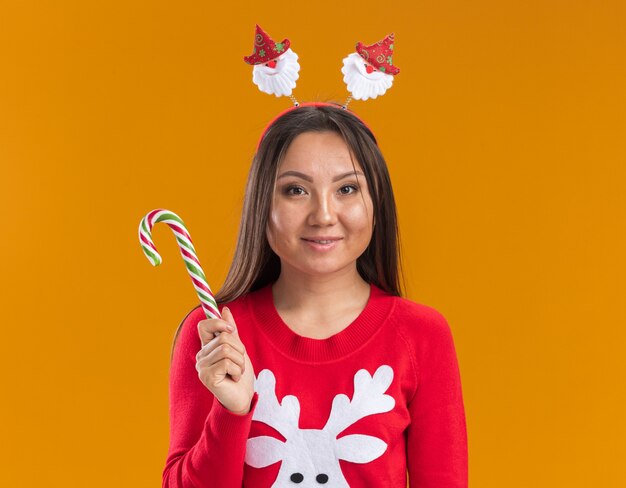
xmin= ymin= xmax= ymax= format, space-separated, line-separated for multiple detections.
xmin=266 ymin=60 xmax=277 ymax=68
xmin=365 ymin=64 xmax=375 ymax=74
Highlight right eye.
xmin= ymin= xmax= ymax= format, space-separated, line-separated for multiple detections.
xmin=284 ymin=185 xmax=306 ymax=196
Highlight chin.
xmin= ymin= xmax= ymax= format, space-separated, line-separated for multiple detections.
xmin=292 ymin=259 xmax=358 ymax=278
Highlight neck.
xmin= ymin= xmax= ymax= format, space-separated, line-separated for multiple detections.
xmin=271 ymin=264 xmax=370 ymax=316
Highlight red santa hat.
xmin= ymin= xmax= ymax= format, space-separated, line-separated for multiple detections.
xmin=243 ymin=25 xmax=291 ymax=66
xmin=356 ymin=33 xmax=400 ymax=75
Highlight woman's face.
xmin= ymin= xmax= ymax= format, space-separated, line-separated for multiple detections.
xmin=266 ymin=131 xmax=375 ymax=279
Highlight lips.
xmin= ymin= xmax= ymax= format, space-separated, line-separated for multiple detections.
xmin=302 ymin=237 xmax=342 ymax=243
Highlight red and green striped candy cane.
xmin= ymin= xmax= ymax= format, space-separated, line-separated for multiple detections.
xmin=138 ymin=209 xmax=221 ymax=320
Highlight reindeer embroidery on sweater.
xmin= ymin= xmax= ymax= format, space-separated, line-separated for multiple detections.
xmin=245 ymin=365 xmax=396 ymax=487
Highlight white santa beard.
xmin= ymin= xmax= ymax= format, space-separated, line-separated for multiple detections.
xmin=252 ymin=49 xmax=300 ymax=97
xmin=341 ymin=52 xmax=394 ymax=100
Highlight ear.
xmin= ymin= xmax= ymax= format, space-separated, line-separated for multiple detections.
xmin=336 ymin=434 xmax=387 ymax=463
xmin=245 ymin=436 xmax=286 ymax=468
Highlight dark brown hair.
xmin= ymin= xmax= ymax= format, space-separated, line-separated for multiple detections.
xmin=170 ymin=103 xmax=405 ymax=361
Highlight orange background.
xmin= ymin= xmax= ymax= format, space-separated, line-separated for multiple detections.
xmin=1 ymin=1 xmax=625 ymax=486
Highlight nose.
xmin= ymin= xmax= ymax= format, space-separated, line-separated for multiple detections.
xmin=307 ymin=191 xmax=337 ymax=226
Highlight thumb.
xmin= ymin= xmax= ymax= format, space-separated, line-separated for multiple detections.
xmin=221 ymin=306 xmax=237 ymax=332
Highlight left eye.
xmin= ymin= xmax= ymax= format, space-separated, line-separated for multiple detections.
xmin=339 ymin=185 xmax=358 ymax=195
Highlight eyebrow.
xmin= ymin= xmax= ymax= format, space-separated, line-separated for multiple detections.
xmin=277 ymin=170 xmax=364 ymax=182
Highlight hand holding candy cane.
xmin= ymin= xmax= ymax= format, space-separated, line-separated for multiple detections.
xmin=138 ymin=209 xmax=255 ymax=414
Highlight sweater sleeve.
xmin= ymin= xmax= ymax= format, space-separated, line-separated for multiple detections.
xmin=406 ymin=310 xmax=468 ymax=487
xmin=162 ymin=307 xmax=258 ymax=488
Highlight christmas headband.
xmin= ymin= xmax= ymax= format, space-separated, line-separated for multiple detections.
xmin=243 ymin=25 xmax=400 ymax=149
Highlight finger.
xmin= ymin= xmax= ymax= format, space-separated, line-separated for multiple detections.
xmin=200 ymin=357 xmax=244 ymax=383
xmin=196 ymin=332 xmax=246 ymax=361
xmin=198 ymin=318 xmax=234 ymax=346
xmin=221 ymin=306 xmax=238 ymax=332
xmin=197 ymin=342 xmax=246 ymax=373
xmin=224 ymin=357 xmax=243 ymax=382
xmin=219 ymin=307 xmax=245 ymax=373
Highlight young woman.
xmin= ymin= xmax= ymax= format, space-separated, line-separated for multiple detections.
xmin=162 ymin=103 xmax=468 ymax=487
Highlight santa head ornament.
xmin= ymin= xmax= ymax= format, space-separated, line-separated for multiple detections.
xmin=243 ymin=25 xmax=301 ymax=100
xmin=342 ymin=33 xmax=400 ymax=101
xmin=244 ymin=26 xmax=399 ymax=110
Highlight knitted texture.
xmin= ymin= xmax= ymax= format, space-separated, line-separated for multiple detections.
xmin=163 ymin=283 xmax=468 ymax=487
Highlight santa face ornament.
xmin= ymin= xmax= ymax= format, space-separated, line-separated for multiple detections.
xmin=341 ymin=33 xmax=400 ymax=102
xmin=341 ymin=52 xmax=395 ymax=101
xmin=243 ymin=25 xmax=301 ymax=98
xmin=252 ymin=48 xmax=300 ymax=97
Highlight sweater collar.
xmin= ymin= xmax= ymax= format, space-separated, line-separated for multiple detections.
xmin=248 ymin=282 xmax=395 ymax=363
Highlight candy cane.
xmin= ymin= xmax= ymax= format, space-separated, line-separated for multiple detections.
xmin=138 ymin=209 xmax=221 ymax=320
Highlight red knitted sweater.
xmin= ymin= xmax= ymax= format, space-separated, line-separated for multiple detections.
xmin=163 ymin=283 xmax=468 ymax=487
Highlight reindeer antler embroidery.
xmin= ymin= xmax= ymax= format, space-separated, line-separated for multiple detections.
xmin=251 ymin=369 xmax=302 ymax=440
xmin=245 ymin=365 xmax=396 ymax=487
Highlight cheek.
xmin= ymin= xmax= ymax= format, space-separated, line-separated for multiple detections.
xmin=267 ymin=205 xmax=295 ymax=243
xmin=266 ymin=211 xmax=277 ymax=247
xmin=345 ymin=199 xmax=375 ymax=233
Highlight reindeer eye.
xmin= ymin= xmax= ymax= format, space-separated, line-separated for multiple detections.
xmin=290 ymin=473 xmax=304 ymax=483
xmin=316 ymin=473 xmax=329 ymax=484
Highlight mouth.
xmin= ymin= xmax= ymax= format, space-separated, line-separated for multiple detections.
xmin=301 ymin=237 xmax=343 ymax=244
xmin=301 ymin=237 xmax=342 ymax=251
